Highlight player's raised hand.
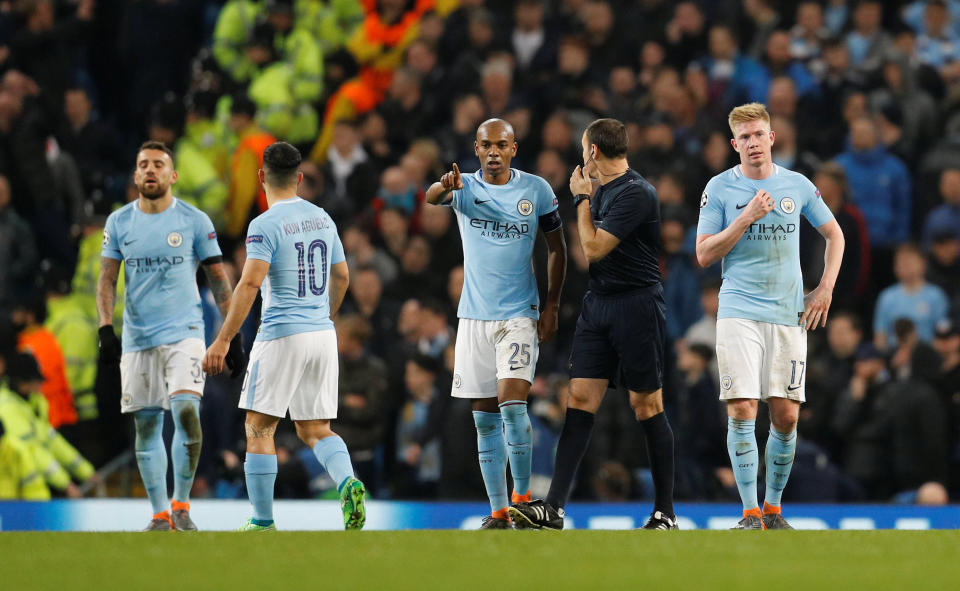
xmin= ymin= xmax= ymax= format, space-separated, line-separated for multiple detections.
xmin=741 ymin=190 xmax=775 ymax=223
xmin=569 ymin=165 xmax=593 ymax=196
xmin=440 ymin=163 xmax=464 ymax=192
xmin=202 ymin=337 xmax=229 ymax=375
xmin=800 ymin=285 xmax=833 ymax=331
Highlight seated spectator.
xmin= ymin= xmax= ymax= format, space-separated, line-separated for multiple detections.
xmin=420 ymin=204 xmax=462 ymax=278
xmin=338 ymin=265 xmax=400 ymax=360
xmin=386 ymin=236 xmax=443 ymax=303
xmin=915 ymin=0 xmax=960 ymax=78
xmin=335 ymin=315 xmax=389 ymax=493
xmin=415 ymin=298 xmax=454 ymax=359
xmin=873 ymin=243 xmax=949 ymax=350
xmin=342 ymin=225 xmax=399 ymax=285
xmin=921 ymin=167 xmax=960 ymax=248
xmin=372 ymin=167 xmax=425 ymax=235
xmin=845 ymin=0 xmax=892 ymax=76
xmin=927 ymin=231 xmax=960 ymax=301
xmin=323 ymin=120 xmax=378 ymax=218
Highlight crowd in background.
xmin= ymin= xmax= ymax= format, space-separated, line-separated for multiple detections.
xmin=0 ymin=0 xmax=959 ymax=506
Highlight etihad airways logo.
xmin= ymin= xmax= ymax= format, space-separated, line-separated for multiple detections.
xmin=126 ymin=255 xmax=186 ymax=272
xmin=470 ymin=218 xmax=530 ymax=239
xmin=744 ymin=222 xmax=796 ymax=241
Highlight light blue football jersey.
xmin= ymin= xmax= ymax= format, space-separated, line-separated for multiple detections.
xmin=696 ymin=164 xmax=835 ymax=326
xmin=102 ymin=198 xmax=222 ymax=352
xmin=244 ymin=197 xmax=345 ymax=341
xmin=445 ymin=169 xmax=559 ymax=321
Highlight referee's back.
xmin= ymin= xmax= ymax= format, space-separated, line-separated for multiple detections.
xmin=588 ymin=168 xmax=661 ymax=294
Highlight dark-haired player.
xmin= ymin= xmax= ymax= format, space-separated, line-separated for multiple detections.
xmin=98 ymin=142 xmax=243 ymax=531
xmin=510 ymin=118 xmax=678 ymax=530
xmin=425 ymin=118 xmax=567 ymax=529
xmin=203 ymin=141 xmax=366 ymax=531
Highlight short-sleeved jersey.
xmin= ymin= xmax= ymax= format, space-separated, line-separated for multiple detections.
xmin=245 ymin=197 xmax=345 ymax=341
xmin=102 ymin=198 xmax=221 ymax=352
xmin=697 ymin=164 xmax=835 ymax=326
xmin=588 ymin=169 xmax=662 ymax=294
xmin=444 ymin=168 xmax=559 ymax=321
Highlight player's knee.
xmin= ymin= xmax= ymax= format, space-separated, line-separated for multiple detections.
xmin=630 ymin=390 xmax=663 ymax=421
xmin=771 ymin=412 xmax=799 ymax=434
xmin=567 ymin=388 xmax=598 ymax=411
xmin=726 ymin=399 xmax=757 ymax=420
xmin=294 ymin=421 xmax=333 ymax=446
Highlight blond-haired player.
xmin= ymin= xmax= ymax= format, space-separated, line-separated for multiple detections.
xmin=695 ymin=103 xmax=845 ymax=529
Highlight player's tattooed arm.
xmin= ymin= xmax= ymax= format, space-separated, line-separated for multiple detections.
xmin=202 ymin=260 xmax=234 ymax=318
xmin=329 ymin=261 xmax=350 ymax=317
xmin=96 ymin=257 xmax=121 ymax=327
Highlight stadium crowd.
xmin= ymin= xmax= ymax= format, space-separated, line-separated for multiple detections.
xmin=0 ymin=0 xmax=959 ymax=506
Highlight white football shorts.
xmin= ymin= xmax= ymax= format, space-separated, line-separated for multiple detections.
xmin=715 ymin=318 xmax=807 ymax=402
xmin=452 ymin=317 xmax=538 ymax=399
xmin=120 ymin=338 xmax=205 ymax=413
xmin=239 ymin=330 xmax=339 ymax=420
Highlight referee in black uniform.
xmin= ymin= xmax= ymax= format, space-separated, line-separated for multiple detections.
xmin=510 ymin=118 xmax=677 ymax=530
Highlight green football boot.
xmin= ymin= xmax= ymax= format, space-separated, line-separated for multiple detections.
xmin=237 ymin=518 xmax=276 ymax=532
xmin=339 ymin=477 xmax=367 ymax=530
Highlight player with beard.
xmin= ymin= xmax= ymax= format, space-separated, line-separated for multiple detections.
xmin=425 ymin=119 xmax=567 ymax=529
xmin=97 ymin=142 xmax=244 ymax=531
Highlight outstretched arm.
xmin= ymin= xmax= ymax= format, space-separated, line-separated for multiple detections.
xmin=425 ymin=163 xmax=463 ymax=205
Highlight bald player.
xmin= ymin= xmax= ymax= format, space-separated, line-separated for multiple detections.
xmin=425 ymin=119 xmax=567 ymax=529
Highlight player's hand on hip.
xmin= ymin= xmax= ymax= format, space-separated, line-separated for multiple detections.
xmin=98 ymin=326 xmax=121 ymax=365
xmin=440 ymin=163 xmax=464 ymax=191
xmin=569 ymin=165 xmax=593 ymax=196
xmin=800 ymin=285 xmax=832 ymax=331
xmin=225 ymin=334 xmax=247 ymax=379
xmin=202 ymin=338 xmax=229 ymax=375
xmin=742 ymin=190 xmax=775 ymax=223
xmin=538 ymin=302 xmax=559 ymax=342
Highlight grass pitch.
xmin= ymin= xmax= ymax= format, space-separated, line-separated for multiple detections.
xmin=2 ymin=530 xmax=957 ymax=591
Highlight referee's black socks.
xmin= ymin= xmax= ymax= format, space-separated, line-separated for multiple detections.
xmin=545 ymin=408 xmax=595 ymax=509
xmin=640 ymin=411 xmax=675 ymax=517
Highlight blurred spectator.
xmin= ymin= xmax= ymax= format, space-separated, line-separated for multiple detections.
xmin=921 ymin=167 xmax=960 ymax=248
xmin=927 ymin=232 xmax=960 ymax=301
xmin=845 ymin=0 xmax=891 ymax=76
xmin=835 ymin=116 xmax=911 ymax=277
xmin=661 ymin=215 xmax=701 ymax=341
xmin=664 ymin=1 xmax=707 ymax=69
xmin=13 ymin=299 xmax=76 ymax=430
xmin=342 ymin=225 xmax=399 ymax=285
xmin=0 ymin=174 xmax=38 ymax=305
xmin=372 ymin=167 xmax=424 ymax=234
xmin=225 ymin=95 xmax=275 ymax=239
xmin=914 ymin=0 xmax=960 ymax=79
xmin=790 ymin=1 xmax=829 ymax=77
xmin=387 ymin=235 xmax=443 ymax=305
xmin=57 ymin=86 xmax=124 ymax=204
xmin=420 ymin=203 xmax=462 ymax=277
xmin=323 ymin=120 xmax=378 ymax=219
xmin=394 ymin=353 xmax=445 ymax=497
xmin=674 ymin=342 xmax=726 ymax=499
xmin=511 ymin=0 xmax=557 ymax=86
xmin=930 ymin=320 xmax=960 ymax=491
xmin=801 ymin=162 xmax=871 ymax=310
xmin=336 ymin=314 xmax=389 ymax=491
xmin=174 ymin=90 xmax=229 ymax=227
xmin=804 ymin=310 xmax=864 ymax=451
xmin=873 ymin=243 xmax=949 ymax=350
xmin=340 ymin=265 xmax=400 ymax=362
xmin=415 ymin=298 xmax=454 ymax=359
xmin=379 ymin=67 xmax=431 ymax=153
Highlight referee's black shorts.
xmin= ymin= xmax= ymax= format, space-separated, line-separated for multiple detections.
xmin=568 ymin=284 xmax=666 ymax=392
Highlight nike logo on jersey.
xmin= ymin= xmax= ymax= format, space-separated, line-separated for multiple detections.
xmin=124 ymin=239 xmax=137 ymax=245
xmin=475 ymin=198 xmax=490 ymax=205
xmin=735 ymin=202 xmax=749 ymax=209
xmin=735 ymin=450 xmax=753 ymax=456
xmin=787 ymin=385 xmax=802 ymax=391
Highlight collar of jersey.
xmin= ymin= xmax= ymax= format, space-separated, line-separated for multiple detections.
xmin=472 ymin=168 xmax=517 ymax=187
xmin=271 ymin=196 xmax=303 ymax=206
xmin=134 ymin=196 xmax=178 ymax=215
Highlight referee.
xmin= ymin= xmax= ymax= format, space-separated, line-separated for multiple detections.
xmin=510 ymin=118 xmax=677 ymax=530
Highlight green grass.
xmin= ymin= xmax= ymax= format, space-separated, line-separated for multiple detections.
xmin=2 ymin=531 xmax=957 ymax=590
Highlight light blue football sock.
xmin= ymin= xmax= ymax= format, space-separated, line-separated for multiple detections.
xmin=727 ymin=417 xmax=759 ymax=511
xmin=312 ymin=435 xmax=355 ymax=491
xmin=170 ymin=394 xmax=202 ymax=503
xmin=244 ymin=453 xmax=277 ymax=523
xmin=764 ymin=428 xmax=797 ymax=507
xmin=134 ymin=408 xmax=169 ymax=515
xmin=499 ymin=400 xmax=531 ymax=497
xmin=473 ymin=411 xmax=508 ymax=513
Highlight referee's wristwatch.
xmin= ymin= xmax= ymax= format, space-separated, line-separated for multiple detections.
xmin=573 ymin=193 xmax=591 ymax=208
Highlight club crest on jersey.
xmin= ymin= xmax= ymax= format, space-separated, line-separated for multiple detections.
xmin=700 ymin=191 xmax=708 ymax=209
xmin=517 ymin=198 xmax=533 ymax=216
xmin=167 ymin=231 xmax=183 ymax=247
xmin=721 ymin=375 xmax=733 ymax=390
xmin=780 ymin=197 xmax=796 ymax=214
